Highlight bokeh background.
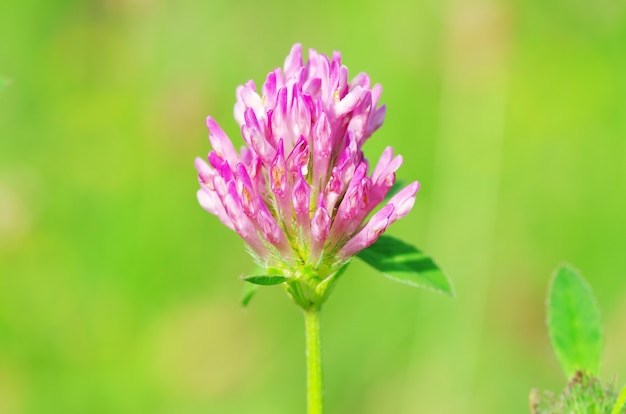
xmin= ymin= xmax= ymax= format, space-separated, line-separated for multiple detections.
xmin=1 ymin=0 xmax=626 ymax=412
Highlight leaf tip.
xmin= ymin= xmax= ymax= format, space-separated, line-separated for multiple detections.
xmin=547 ymin=262 xmax=604 ymax=379
xmin=240 ymin=282 xmax=260 ymax=307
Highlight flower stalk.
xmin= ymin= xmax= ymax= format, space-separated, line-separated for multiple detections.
xmin=305 ymin=309 xmax=323 ymax=414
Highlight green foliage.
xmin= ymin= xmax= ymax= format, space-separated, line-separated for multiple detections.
xmin=548 ymin=264 xmax=603 ymax=378
xmin=241 ymin=282 xmax=260 ymax=306
xmin=243 ymin=275 xmax=288 ymax=285
xmin=531 ymin=264 xmax=625 ymax=414
xmin=356 ymin=235 xmax=454 ymax=296
xmin=530 ymin=371 xmax=624 ymax=414
xmin=240 ymin=270 xmax=290 ymax=308
xmin=612 ymin=386 xmax=626 ymax=414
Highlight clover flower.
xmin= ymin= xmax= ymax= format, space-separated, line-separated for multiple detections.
xmin=195 ymin=44 xmax=419 ymax=310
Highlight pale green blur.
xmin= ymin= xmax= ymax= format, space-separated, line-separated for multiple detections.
xmin=1 ymin=0 xmax=625 ymax=413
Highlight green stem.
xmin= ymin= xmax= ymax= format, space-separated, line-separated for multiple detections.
xmin=304 ymin=309 xmax=323 ymax=414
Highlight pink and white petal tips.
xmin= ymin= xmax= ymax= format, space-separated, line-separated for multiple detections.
xmin=369 ymin=146 xmax=403 ymax=206
xmin=206 ymin=117 xmax=240 ymax=168
xmin=365 ymin=84 xmax=386 ymax=138
xmin=269 ymin=139 xmax=292 ymax=222
xmin=327 ymin=162 xmax=368 ymax=242
xmin=197 ymin=188 xmax=235 ymax=231
xmin=292 ymin=171 xmax=311 ymax=229
xmin=234 ymin=80 xmax=264 ymax=128
xmin=196 ymin=43 xmax=419 ymax=281
xmin=194 ymin=156 xmax=214 ymax=187
xmin=222 ymin=183 xmax=269 ymax=258
xmin=386 ymin=181 xmax=420 ymax=221
xmin=337 ymin=204 xmax=395 ymax=259
xmin=241 ymin=107 xmax=274 ymax=164
xmin=283 ymin=43 xmax=303 ymax=78
xmin=311 ymin=112 xmax=331 ymax=186
xmin=310 ymin=200 xmax=331 ymax=262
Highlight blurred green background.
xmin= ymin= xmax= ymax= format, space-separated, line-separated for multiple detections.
xmin=1 ymin=0 xmax=625 ymax=412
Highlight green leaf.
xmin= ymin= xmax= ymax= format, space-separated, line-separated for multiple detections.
xmin=611 ymin=385 xmax=626 ymax=414
xmin=356 ymin=235 xmax=454 ymax=296
xmin=548 ymin=264 xmax=603 ymax=378
xmin=243 ymin=275 xmax=288 ymax=285
xmin=241 ymin=282 xmax=260 ymax=307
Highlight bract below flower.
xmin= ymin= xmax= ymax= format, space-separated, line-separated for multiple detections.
xmin=196 ymin=44 xmax=419 ymax=310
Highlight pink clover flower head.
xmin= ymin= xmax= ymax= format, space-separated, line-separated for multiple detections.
xmin=196 ymin=44 xmax=419 ymax=309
